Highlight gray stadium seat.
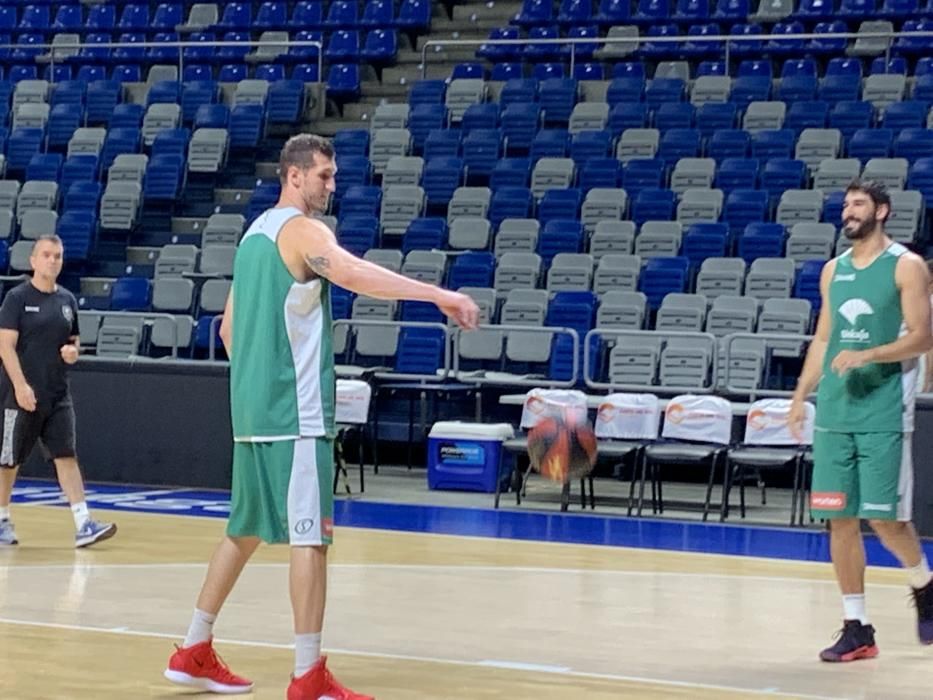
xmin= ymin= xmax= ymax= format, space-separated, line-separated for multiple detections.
xmin=593 ymin=253 xmax=641 ymax=294
xmin=758 ymin=298 xmax=812 ymax=357
xmin=636 ymin=221 xmax=682 ymax=257
xmin=786 ymin=223 xmax=836 ymax=262
xmin=494 ymin=251 xmax=541 ymax=293
xmin=199 ymin=278 xmax=231 ymax=314
xmin=143 ymin=103 xmax=181 ymax=146
xmin=670 ymin=158 xmax=716 ymax=194
xmin=776 ymin=189 xmax=824 ymax=226
xmin=861 ymin=72 xmax=906 ymax=110
xmin=677 ymin=188 xmax=724 ymax=225
xmin=593 ymin=26 xmax=639 ymax=60
xmin=12 ymin=103 xmax=50 ymax=130
xmin=152 ymin=277 xmax=196 ymax=312
xmin=494 ymin=219 xmax=539 ymax=257
xmin=695 ymin=257 xmax=746 ymax=299
xmin=401 ymin=250 xmax=446 ymax=284
xmin=886 ymin=190 xmax=923 ymax=242
xmin=568 ymin=103 xmax=610 ymax=134
xmin=745 ymin=258 xmax=796 ymax=300
xmin=660 ymin=337 xmax=713 ymax=388
xmin=589 ymin=220 xmax=636 ymax=258
xmin=187 ymin=128 xmax=229 ymax=173
xmin=370 ymin=103 xmax=410 ymax=131
xmin=705 ymin=295 xmax=758 ymax=338
xmin=581 ymin=188 xmax=628 ymax=233
xmin=691 ymin=76 xmax=732 ymax=105
xmin=609 ymin=336 xmax=661 ymax=386
xmin=617 ymin=129 xmax=659 ymax=162
xmin=382 ymin=156 xmax=424 ymax=187
xmin=531 ymin=158 xmax=575 ymax=199
xmin=795 ymin=129 xmax=842 ymax=171
xmin=546 ymin=253 xmax=594 ymax=292
xmin=233 ymin=79 xmax=271 ymax=107
xmin=67 ymin=128 xmax=107 ymax=158
xmin=202 ymin=214 xmax=245 ymax=247
xmin=17 ymin=181 xmax=58 ymax=223
xmin=100 ymin=182 xmax=142 ymax=230
xmin=445 ymin=79 xmax=486 ymax=123
xmin=597 ymin=291 xmax=647 ymax=329
xmin=380 ymin=185 xmax=425 ymax=237
xmin=363 ymin=249 xmax=403 ymax=272
xmin=108 ymin=154 xmax=149 ymax=184
xmin=448 ymin=186 xmax=491 ymax=220
xmin=19 ymin=209 xmax=58 ymax=240
xmin=849 ymin=21 xmax=896 ymax=58
xmin=862 ymin=158 xmax=908 ymax=190
xmin=813 ymin=158 xmax=861 ymax=192
xmin=200 ymin=245 xmax=236 ymax=276
xmin=655 ymin=293 xmax=708 ymax=332
xmin=449 ymin=217 xmax=491 ymax=250
xmin=370 ymin=128 xmax=412 ymax=175
xmin=155 ymin=244 xmax=199 ymax=277
xmin=742 ymin=102 xmax=786 ymax=132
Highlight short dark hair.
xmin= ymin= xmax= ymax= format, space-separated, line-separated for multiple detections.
xmin=30 ymin=234 xmax=63 ymax=254
xmin=845 ymin=178 xmax=892 ymax=223
xmin=278 ymin=134 xmax=335 ymax=183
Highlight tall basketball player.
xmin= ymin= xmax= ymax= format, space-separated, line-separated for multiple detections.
xmin=163 ymin=134 xmax=479 ymax=698
xmin=789 ymin=179 xmax=933 ymax=662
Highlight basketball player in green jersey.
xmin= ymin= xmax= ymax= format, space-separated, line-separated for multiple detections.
xmin=164 ymin=134 xmax=480 ymax=698
xmin=789 ymin=179 xmax=933 ymax=663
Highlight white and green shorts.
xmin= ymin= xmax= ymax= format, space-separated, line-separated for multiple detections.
xmin=227 ymin=437 xmax=334 ymax=545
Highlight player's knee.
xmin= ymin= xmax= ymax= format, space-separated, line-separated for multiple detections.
xmin=829 ymin=518 xmax=861 ymax=535
xmin=867 ymin=519 xmax=905 ymax=535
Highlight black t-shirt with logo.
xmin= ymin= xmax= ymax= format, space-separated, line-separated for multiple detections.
xmin=0 ymin=281 xmax=79 ymax=405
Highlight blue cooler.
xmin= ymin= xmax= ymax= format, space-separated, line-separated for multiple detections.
xmin=427 ymin=421 xmax=515 ymax=493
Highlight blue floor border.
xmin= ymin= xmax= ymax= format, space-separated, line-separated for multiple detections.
xmin=11 ymin=478 xmax=933 ymax=569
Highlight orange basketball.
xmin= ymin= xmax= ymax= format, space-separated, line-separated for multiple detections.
xmin=526 ymin=412 xmax=598 ymax=483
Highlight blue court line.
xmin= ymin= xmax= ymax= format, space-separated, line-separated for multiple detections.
xmin=11 ymin=479 xmax=933 ymax=569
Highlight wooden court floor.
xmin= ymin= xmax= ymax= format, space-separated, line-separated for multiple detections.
xmin=0 ymin=506 xmax=931 ymax=700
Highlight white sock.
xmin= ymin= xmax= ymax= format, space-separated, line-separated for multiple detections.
xmin=0 ymin=506 xmax=10 ymax=521
xmin=183 ymin=608 xmax=217 ymax=648
xmin=294 ymin=633 xmax=322 ymax=678
xmin=842 ymin=594 xmax=869 ymax=624
xmin=71 ymin=502 xmax=89 ymax=530
xmin=908 ymin=555 xmax=933 ymax=590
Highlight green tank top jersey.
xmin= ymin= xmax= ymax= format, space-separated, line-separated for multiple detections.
xmin=816 ymin=242 xmax=918 ymax=433
xmin=229 ymin=206 xmax=336 ymax=442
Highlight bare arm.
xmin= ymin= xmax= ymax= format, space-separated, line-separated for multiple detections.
xmin=0 ymin=328 xmax=36 ymax=411
xmin=792 ymin=259 xmax=835 ymax=403
xmin=219 ymin=290 xmax=234 ymax=359
xmin=296 ymin=219 xmax=478 ymax=329
xmin=865 ymin=254 xmax=932 ymax=363
xmin=60 ymin=334 xmax=80 ymax=364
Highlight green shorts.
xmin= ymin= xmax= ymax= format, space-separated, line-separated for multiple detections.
xmin=810 ymin=430 xmax=914 ymax=521
xmin=227 ymin=437 xmax=334 ymax=545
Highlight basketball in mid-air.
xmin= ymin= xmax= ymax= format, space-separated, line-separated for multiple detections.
xmin=526 ymin=412 xmax=598 ymax=483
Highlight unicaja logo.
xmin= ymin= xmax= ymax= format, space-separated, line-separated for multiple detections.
xmin=839 ymin=298 xmax=874 ymax=325
xmin=665 ymin=403 xmax=685 ymax=424
xmin=747 ymin=409 xmax=787 ymax=431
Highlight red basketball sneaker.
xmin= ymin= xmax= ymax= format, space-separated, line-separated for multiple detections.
xmin=164 ymin=639 xmax=254 ymax=694
xmin=287 ymin=656 xmax=373 ymax=700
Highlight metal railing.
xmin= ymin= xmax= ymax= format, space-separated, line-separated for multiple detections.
xmin=333 ymin=318 xmax=453 ymax=382
xmin=584 ymin=328 xmax=719 ymax=393
xmin=85 ymin=309 xmax=186 ymax=358
xmin=420 ymin=28 xmax=933 ymax=79
xmin=451 ymin=323 xmax=581 ymax=388
xmin=2 ymin=38 xmax=324 ymax=84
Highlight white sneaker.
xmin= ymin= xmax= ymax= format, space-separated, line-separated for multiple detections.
xmin=75 ymin=519 xmax=117 ymax=548
xmin=0 ymin=519 xmax=18 ymax=545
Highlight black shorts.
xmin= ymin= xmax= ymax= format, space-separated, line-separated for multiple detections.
xmin=0 ymin=393 xmax=76 ymax=467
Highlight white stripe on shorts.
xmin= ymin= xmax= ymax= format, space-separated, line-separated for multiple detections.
xmin=0 ymin=408 xmax=17 ymax=466
xmin=287 ymin=438 xmax=323 ymax=546
xmin=897 ymin=432 xmax=914 ymax=522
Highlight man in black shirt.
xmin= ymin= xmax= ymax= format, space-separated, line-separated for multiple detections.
xmin=0 ymin=235 xmax=116 ymax=548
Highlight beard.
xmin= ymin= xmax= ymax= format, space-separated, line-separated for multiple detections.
xmin=843 ymin=212 xmax=878 ymax=240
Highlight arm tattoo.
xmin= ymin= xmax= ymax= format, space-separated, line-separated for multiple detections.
xmin=305 ymin=255 xmax=331 ymax=278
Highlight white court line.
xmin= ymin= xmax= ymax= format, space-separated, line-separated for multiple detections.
xmin=0 ymin=562 xmax=907 ymax=589
xmin=0 ymin=616 xmax=845 ymax=700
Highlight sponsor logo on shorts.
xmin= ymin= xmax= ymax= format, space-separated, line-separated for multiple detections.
xmin=811 ymin=492 xmax=847 ymax=510
xmin=861 ymin=502 xmax=893 ymax=512
xmin=322 ymin=517 xmax=334 ymax=537
xmin=294 ymin=518 xmax=314 ymax=535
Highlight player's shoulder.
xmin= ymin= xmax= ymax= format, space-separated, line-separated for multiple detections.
xmin=890 ymin=245 xmax=927 ymax=272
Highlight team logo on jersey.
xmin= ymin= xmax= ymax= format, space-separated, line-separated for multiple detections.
xmin=833 ymin=273 xmax=856 ymax=282
xmin=839 ymin=298 xmax=874 ymax=325
xmin=61 ymin=305 xmax=73 ymax=322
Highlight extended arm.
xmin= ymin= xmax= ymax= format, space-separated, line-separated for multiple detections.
xmin=296 ymin=219 xmax=478 ymax=329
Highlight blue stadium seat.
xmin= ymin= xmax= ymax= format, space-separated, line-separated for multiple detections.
xmin=334 ymin=155 xmax=372 ymax=199
xmin=26 ymin=153 xmax=62 ymax=183
xmin=327 ymin=64 xmax=361 ymax=102
xmin=462 ymin=129 xmax=503 ymax=181
xmin=340 ymin=185 xmax=382 ymax=219
xmin=738 ymin=222 xmax=785 ymax=263
xmin=408 ymin=104 xmax=446 ymax=154
xmin=794 ymin=260 xmax=824 ymax=311
xmin=639 ymin=257 xmax=690 ymax=309
xmin=579 ymin=157 xmax=622 ymax=190
xmin=194 ymin=104 xmax=230 ymax=130
xmin=61 ymin=155 xmax=99 ymax=194
xmin=422 ymin=157 xmax=463 ymax=207
xmin=882 ymin=101 xmax=927 ymax=131
xmin=489 ymin=186 xmax=534 ymax=227
xmin=324 ymin=0 xmax=359 ymax=29
xmin=101 ymin=128 xmax=142 ymax=169
xmin=153 ymin=3 xmax=183 ymax=31
xmin=683 ymin=223 xmax=729 ymax=267
xmin=491 ymin=63 xmax=525 ymax=81
xmin=730 ymin=76 xmax=770 ymax=110
xmin=6 ymin=127 xmax=43 ymax=173
xmin=143 ymin=155 xmax=185 ymax=202
xmin=760 ymin=158 xmax=807 ymax=203
xmin=325 ymin=30 xmax=360 ymax=63
xmin=724 ymin=189 xmax=769 ymax=236
xmin=110 ymin=103 xmax=145 ymax=129
xmin=337 ymin=216 xmax=380 ymax=255
xmin=511 ymin=0 xmax=555 ymax=27
xmin=254 ymin=1 xmax=288 ymax=30
xmin=47 ymin=104 xmax=82 ymax=149
xmin=608 ymin=103 xmax=648 ymax=136
xmin=658 ymin=128 xmax=701 ymax=166
xmin=750 ymin=129 xmax=795 ymax=160
xmin=894 ymin=129 xmax=933 ymax=163
xmin=716 ymin=158 xmax=759 ymax=192
xmin=477 ymin=27 xmax=521 ymax=62
xmin=632 ymin=187 xmax=676 ymax=224
xmin=181 ymin=81 xmax=219 ymax=125
xmin=490 ymin=158 xmax=532 ymax=189
xmin=229 ymin=104 xmax=265 ymax=149
xmin=537 ymin=219 xmax=584 ymax=265
xmin=462 ymin=103 xmax=501 ymax=136
xmin=622 ymin=158 xmax=666 ymax=197
xmin=423 ymin=129 xmax=460 ymax=160
xmin=110 ymin=277 xmax=151 ymax=312
xmin=848 ymin=128 xmax=894 ymax=162
xmin=524 ymin=27 xmax=562 ymax=63
xmin=267 ymin=80 xmax=305 ymax=124
xmin=808 ymin=21 xmax=848 ymax=55
xmin=829 ymin=101 xmax=873 ymax=144
xmin=57 ymin=210 xmax=96 ymax=261
xmin=362 ymin=29 xmax=398 ymax=64
xmin=401 ymin=218 xmax=447 ymax=253
xmin=538 ymin=188 xmax=582 ymax=223
xmin=530 ymin=129 xmax=571 ymax=161
xmin=655 ymin=102 xmax=695 ymax=130
xmin=396 ymin=0 xmax=431 ymax=33
xmin=362 ymin=0 xmax=395 ymax=27
xmin=409 ymin=80 xmax=447 ymax=108
xmin=571 ymin=130 xmax=613 ymax=166
xmin=393 ymin=327 xmax=445 ymax=375
xmin=707 ymin=129 xmax=750 ymax=161
xmin=64 ymin=182 xmax=102 ymax=214
xmin=696 ymin=103 xmax=737 ymax=137
xmin=607 ymin=77 xmax=646 ymax=107
xmin=448 ymin=252 xmax=495 ymax=289
xmin=785 ymin=101 xmax=828 ymax=134
xmin=289 ymin=1 xmax=325 ymax=30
